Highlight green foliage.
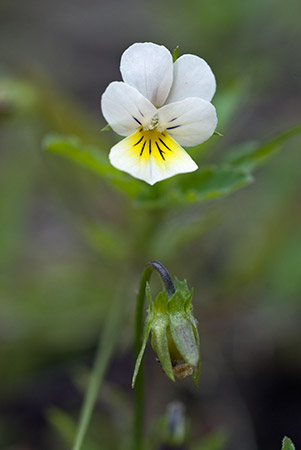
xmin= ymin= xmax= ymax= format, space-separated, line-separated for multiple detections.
xmin=43 ymin=134 xmax=144 ymax=197
xmin=282 ymin=437 xmax=296 ymax=450
xmin=224 ymin=124 xmax=301 ymax=172
xmin=44 ymin=123 xmax=301 ymax=212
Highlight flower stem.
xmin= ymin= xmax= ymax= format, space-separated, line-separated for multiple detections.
xmin=133 ymin=261 xmax=174 ymax=450
xmin=148 ymin=260 xmax=175 ymax=297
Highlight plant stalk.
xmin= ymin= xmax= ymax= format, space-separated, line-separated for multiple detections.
xmin=133 ymin=261 xmax=174 ymax=450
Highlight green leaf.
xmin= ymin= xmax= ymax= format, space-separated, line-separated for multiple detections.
xmin=136 ymin=165 xmax=253 ymax=209
xmin=43 ymin=134 xmax=146 ymax=197
xmin=224 ymin=124 xmax=301 ymax=172
xmin=183 ymin=166 xmax=253 ymax=202
xmin=172 ymin=46 xmax=179 ymax=62
xmin=137 ymin=122 xmax=301 ymax=209
xmin=282 ymin=437 xmax=295 ymax=450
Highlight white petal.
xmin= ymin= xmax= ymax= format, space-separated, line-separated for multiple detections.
xmin=120 ymin=42 xmax=173 ymax=107
xmin=157 ymin=97 xmax=217 ymax=147
xmin=101 ymin=81 xmax=157 ymax=136
xmin=166 ymin=54 xmax=216 ymax=103
xmin=109 ymin=128 xmax=198 ymax=185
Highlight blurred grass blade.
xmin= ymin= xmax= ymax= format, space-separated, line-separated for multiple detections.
xmin=47 ymin=408 xmax=98 ymax=450
xmin=282 ymin=437 xmax=295 ymax=450
xmin=224 ymin=123 xmax=301 ymax=171
xmin=43 ymin=134 xmax=145 ymax=197
xmin=72 ymin=278 xmax=126 ymax=450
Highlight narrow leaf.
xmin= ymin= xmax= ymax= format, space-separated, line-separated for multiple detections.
xmin=71 ymin=280 xmax=126 ymax=450
xmin=132 ymin=321 xmax=151 ymax=388
xmin=225 ymin=124 xmax=301 ymax=171
xmin=43 ymin=134 xmax=145 ymax=197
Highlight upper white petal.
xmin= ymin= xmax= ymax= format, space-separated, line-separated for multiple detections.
xmin=120 ymin=42 xmax=173 ymax=107
xmin=101 ymin=81 xmax=157 ymax=136
xmin=166 ymin=54 xmax=216 ymax=104
xmin=157 ymin=97 xmax=217 ymax=147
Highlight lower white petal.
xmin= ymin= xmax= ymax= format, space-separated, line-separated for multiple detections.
xmin=101 ymin=81 xmax=157 ymax=136
xmin=157 ymin=97 xmax=217 ymax=147
xmin=109 ymin=128 xmax=198 ymax=185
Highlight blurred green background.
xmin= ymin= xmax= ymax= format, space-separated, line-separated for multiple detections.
xmin=0 ymin=0 xmax=300 ymax=449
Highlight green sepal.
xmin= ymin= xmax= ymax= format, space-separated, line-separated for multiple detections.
xmin=145 ymin=281 xmax=153 ymax=304
xmin=153 ymin=291 xmax=169 ymax=314
xmin=151 ymin=314 xmax=175 ymax=382
xmin=169 ymin=309 xmax=199 ymax=368
xmin=214 ymin=130 xmax=223 ymax=136
xmin=173 ymin=278 xmax=193 ymax=303
xmin=132 ymin=319 xmax=151 ymax=388
xmin=169 ymin=279 xmax=201 ymax=384
xmin=171 ymin=46 xmax=179 ymax=63
xmin=191 ymin=321 xmax=201 ymax=385
xmin=282 ymin=437 xmax=295 ymax=450
xmin=101 ymin=124 xmax=112 ymax=132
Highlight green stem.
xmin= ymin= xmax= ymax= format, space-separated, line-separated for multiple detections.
xmin=72 ymin=282 xmax=125 ymax=450
xmin=133 ymin=265 xmax=152 ymax=450
xmin=133 ymin=261 xmax=174 ymax=450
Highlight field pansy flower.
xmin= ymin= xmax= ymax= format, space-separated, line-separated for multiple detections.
xmin=101 ymin=42 xmax=217 ymax=185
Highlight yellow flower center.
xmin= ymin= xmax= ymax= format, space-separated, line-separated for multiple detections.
xmin=127 ymin=126 xmax=181 ymax=163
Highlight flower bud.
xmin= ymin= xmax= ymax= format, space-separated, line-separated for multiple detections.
xmin=132 ymin=275 xmax=200 ymax=387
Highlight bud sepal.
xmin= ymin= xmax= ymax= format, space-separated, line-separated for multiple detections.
xmin=132 ymin=277 xmax=200 ymax=387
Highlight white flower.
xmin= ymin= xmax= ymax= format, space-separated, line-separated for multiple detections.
xmin=101 ymin=42 xmax=217 ymax=185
